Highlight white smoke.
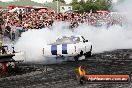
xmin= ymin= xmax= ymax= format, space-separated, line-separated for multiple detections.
xmin=14 ymin=0 xmax=132 ymax=62
xmin=75 ymin=25 xmax=132 ymax=53
xmin=14 ymin=22 xmax=75 ymax=62
xmin=14 ymin=23 xmax=132 ymax=62
xmin=113 ymin=0 xmax=132 ymax=24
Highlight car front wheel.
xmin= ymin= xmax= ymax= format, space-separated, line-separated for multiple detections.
xmin=85 ymin=51 xmax=92 ymax=57
xmin=74 ymin=55 xmax=79 ymax=61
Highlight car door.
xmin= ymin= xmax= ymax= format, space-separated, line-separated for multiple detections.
xmin=76 ymin=42 xmax=86 ymax=54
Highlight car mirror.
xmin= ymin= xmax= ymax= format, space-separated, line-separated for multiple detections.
xmin=85 ymin=40 xmax=88 ymax=42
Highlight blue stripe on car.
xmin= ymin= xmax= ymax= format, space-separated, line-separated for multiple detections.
xmin=51 ymin=45 xmax=57 ymax=55
xmin=62 ymin=44 xmax=68 ymax=54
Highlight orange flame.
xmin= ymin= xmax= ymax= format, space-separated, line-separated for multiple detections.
xmin=78 ymin=66 xmax=86 ymax=76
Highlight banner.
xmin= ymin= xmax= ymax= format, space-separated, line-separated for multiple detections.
xmin=60 ymin=6 xmax=72 ymax=13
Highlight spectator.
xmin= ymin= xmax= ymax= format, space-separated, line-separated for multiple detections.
xmin=5 ymin=22 xmax=11 ymax=39
xmin=0 ymin=8 xmax=123 ymax=41
xmin=11 ymin=23 xmax=16 ymax=41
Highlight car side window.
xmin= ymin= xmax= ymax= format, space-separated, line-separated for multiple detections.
xmin=76 ymin=37 xmax=80 ymax=42
xmin=72 ymin=37 xmax=80 ymax=42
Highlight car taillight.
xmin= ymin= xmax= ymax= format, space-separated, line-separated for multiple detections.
xmin=74 ymin=46 xmax=76 ymax=52
xmin=43 ymin=48 xmax=44 ymax=54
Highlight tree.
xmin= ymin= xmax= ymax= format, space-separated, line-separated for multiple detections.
xmin=79 ymin=0 xmax=85 ymax=5
xmin=53 ymin=0 xmax=65 ymax=3
xmin=71 ymin=0 xmax=112 ymax=13
xmin=73 ymin=4 xmax=84 ymax=13
xmin=70 ymin=0 xmax=78 ymax=5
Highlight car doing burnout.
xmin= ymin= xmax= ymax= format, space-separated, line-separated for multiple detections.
xmin=42 ymin=35 xmax=92 ymax=61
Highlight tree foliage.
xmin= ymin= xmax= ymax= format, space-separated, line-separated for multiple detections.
xmin=70 ymin=0 xmax=112 ymax=13
xmin=53 ymin=0 xmax=66 ymax=3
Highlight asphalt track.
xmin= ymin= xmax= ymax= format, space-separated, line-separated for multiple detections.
xmin=0 ymin=49 xmax=132 ymax=88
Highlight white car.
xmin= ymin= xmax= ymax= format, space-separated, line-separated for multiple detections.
xmin=42 ymin=35 xmax=92 ymax=61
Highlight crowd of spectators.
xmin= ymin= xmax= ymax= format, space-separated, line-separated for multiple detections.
xmin=0 ymin=8 xmax=124 ymax=41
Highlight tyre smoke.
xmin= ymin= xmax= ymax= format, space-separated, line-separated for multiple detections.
xmin=14 ymin=23 xmax=132 ymax=62
xmin=14 ymin=0 xmax=132 ymax=62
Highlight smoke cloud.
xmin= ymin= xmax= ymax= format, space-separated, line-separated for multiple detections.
xmin=14 ymin=0 xmax=132 ymax=62
xmin=14 ymin=22 xmax=75 ymax=62
xmin=14 ymin=24 xmax=132 ymax=62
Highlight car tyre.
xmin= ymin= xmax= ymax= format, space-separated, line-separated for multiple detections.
xmin=74 ymin=56 xmax=79 ymax=61
xmin=85 ymin=46 xmax=92 ymax=57
xmin=86 ymin=51 xmax=91 ymax=57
